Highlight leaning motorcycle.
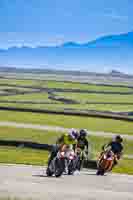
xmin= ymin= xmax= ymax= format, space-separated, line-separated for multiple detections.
xmin=96 ymin=149 xmax=115 ymax=176
xmin=46 ymin=151 xmax=65 ymax=177
xmin=46 ymin=149 xmax=77 ymax=177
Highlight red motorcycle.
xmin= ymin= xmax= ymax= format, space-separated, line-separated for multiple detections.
xmin=96 ymin=149 xmax=116 ymax=176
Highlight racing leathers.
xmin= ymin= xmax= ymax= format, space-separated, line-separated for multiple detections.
xmin=102 ymin=141 xmax=123 ymax=167
xmin=47 ymin=133 xmax=77 ymax=166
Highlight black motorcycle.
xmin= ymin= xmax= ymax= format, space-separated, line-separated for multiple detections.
xmin=46 ymin=151 xmax=65 ymax=177
xmin=46 ymin=150 xmax=77 ymax=177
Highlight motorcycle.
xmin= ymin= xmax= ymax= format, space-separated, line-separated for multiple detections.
xmin=46 ymin=151 xmax=65 ymax=177
xmin=46 ymin=149 xmax=77 ymax=177
xmin=96 ymin=149 xmax=115 ymax=176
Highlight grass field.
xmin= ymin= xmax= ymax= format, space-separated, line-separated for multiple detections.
xmin=56 ymin=92 xmax=133 ymax=103
xmin=1 ymin=101 xmax=133 ymax=112
xmin=0 ymin=86 xmax=36 ymax=92
xmin=112 ymin=159 xmax=133 ymax=175
xmin=0 ymin=78 xmax=133 ymax=174
xmin=0 ymin=146 xmax=48 ymax=166
xmin=1 ymin=146 xmax=133 ymax=175
xmin=0 ymin=146 xmax=133 ymax=175
xmin=0 ymin=110 xmax=133 ymax=135
xmin=0 ymin=92 xmax=53 ymax=102
xmin=1 ymin=78 xmax=133 ymax=92
xmin=0 ymin=126 xmax=132 ymax=155
xmin=1 ymin=78 xmax=133 ymax=112
xmin=0 ymin=78 xmax=37 ymax=86
xmin=0 ymin=126 xmax=132 ymax=174
xmin=46 ymin=80 xmax=133 ymax=92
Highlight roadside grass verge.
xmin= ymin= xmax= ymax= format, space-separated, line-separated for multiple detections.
xmin=90 ymin=136 xmax=133 ymax=157
xmin=0 ymin=110 xmax=133 ymax=135
xmin=0 ymin=102 xmax=133 ymax=112
xmin=0 ymin=86 xmax=36 ymax=92
xmin=0 ymin=146 xmax=48 ymax=166
xmin=56 ymin=92 xmax=133 ymax=103
xmin=113 ymin=159 xmax=133 ymax=175
xmin=0 ymin=126 xmax=61 ymax=144
xmin=0 ymin=78 xmax=38 ymax=86
xmin=0 ymin=146 xmax=132 ymax=175
xmin=1 ymin=78 xmax=133 ymax=113
xmin=1 ymin=78 xmax=133 ymax=92
xmin=0 ymin=93 xmax=53 ymax=102
xmin=0 ymin=126 xmax=132 ymax=174
xmin=0 ymin=126 xmax=132 ymax=157
xmin=45 ymin=80 xmax=133 ymax=92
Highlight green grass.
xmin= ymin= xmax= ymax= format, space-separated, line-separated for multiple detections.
xmin=0 ymin=92 xmax=53 ymax=101
xmin=91 ymin=136 xmax=133 ymax=175
xmin=56 ymin=92 xmax=133 ymax=103
xmin=0 ymin=110 xmax=133 ymax=135
xmin=1 ymin=78 xmax=133 ymax=113
xmin=1 ymin=96 xmax=133 ymax=112
xmin=0 ymin=126 xmax=60 ymax=144
xmin=0 ymin=78 xmax=38 ymax=86
xmin=0 ymin=146 xmax=48 ymax=165
xmin=0 ymin=86 xmax=35 ymax=92
xmin=0 ymin=125 xmax=132 ymax=174
xmin=0 ymin=101 xmax=133 ymax=112
xmin=0 ymin=79 xmax=133 ymax=174
xmin=0 ymin=78 xmax=133 ymax=92
xmin=0 ymin=145 xmax=133 ymax=174
xmin=113 ymin=159 xmax=133 ymax=175
xmin=90 ymin=136 xmax=133 ymax=157
xmin=46 ymin=80 xmax=133 ymax=92
xmin=0 ymin=126 xmax=132 ymax=156
xmin=0 ymin=140 xmax=132 ymax=174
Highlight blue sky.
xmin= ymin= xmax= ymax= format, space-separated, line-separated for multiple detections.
xmin=0 ymin=0 xmax=133 ymax=48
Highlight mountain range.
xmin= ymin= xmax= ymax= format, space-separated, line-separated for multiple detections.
xmin=0 ymin=31 xmax=133 ymax=73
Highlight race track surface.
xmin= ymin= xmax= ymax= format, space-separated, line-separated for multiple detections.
xmin=0 ymin=164 xmax=133 ymax=200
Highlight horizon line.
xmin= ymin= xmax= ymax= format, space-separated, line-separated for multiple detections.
xmin=0 ymin=30 xmax=132 ymax=50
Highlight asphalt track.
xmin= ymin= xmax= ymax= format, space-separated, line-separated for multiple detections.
xmin=0 ymin=164 xmax=133 ymax=200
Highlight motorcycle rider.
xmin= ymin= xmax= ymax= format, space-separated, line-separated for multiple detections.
xmin=47 ymin=129 xmax=79 ymax=167
xmin=76 ymin=129 xmax=90 ymax=170
xmin=102 ymin=135 xmax=123 ymax=168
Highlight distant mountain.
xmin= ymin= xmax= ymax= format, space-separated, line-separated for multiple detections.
xmin=61 ymin=42 xmax=81 ymax=48
xmin=61 ymin=31 xmax=133 ymax=48
xmin=0 ymin=31 xmax=133 ymax=73
xmin=86 ymin=31 xmax=133 ymax=47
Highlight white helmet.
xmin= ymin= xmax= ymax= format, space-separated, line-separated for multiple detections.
xmin=68 ymin=128 xmax=79 ymax=139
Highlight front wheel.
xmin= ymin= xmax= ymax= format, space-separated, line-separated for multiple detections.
xmin=68 ymin=160 xmax=75 ymax=175
xmin=96 ymin=168 xmax=105 ymax=176
xmin=55 ymin=158 xmax=65 ymax=177
xmin=46 ymin=167 xmax=54 ymax=177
